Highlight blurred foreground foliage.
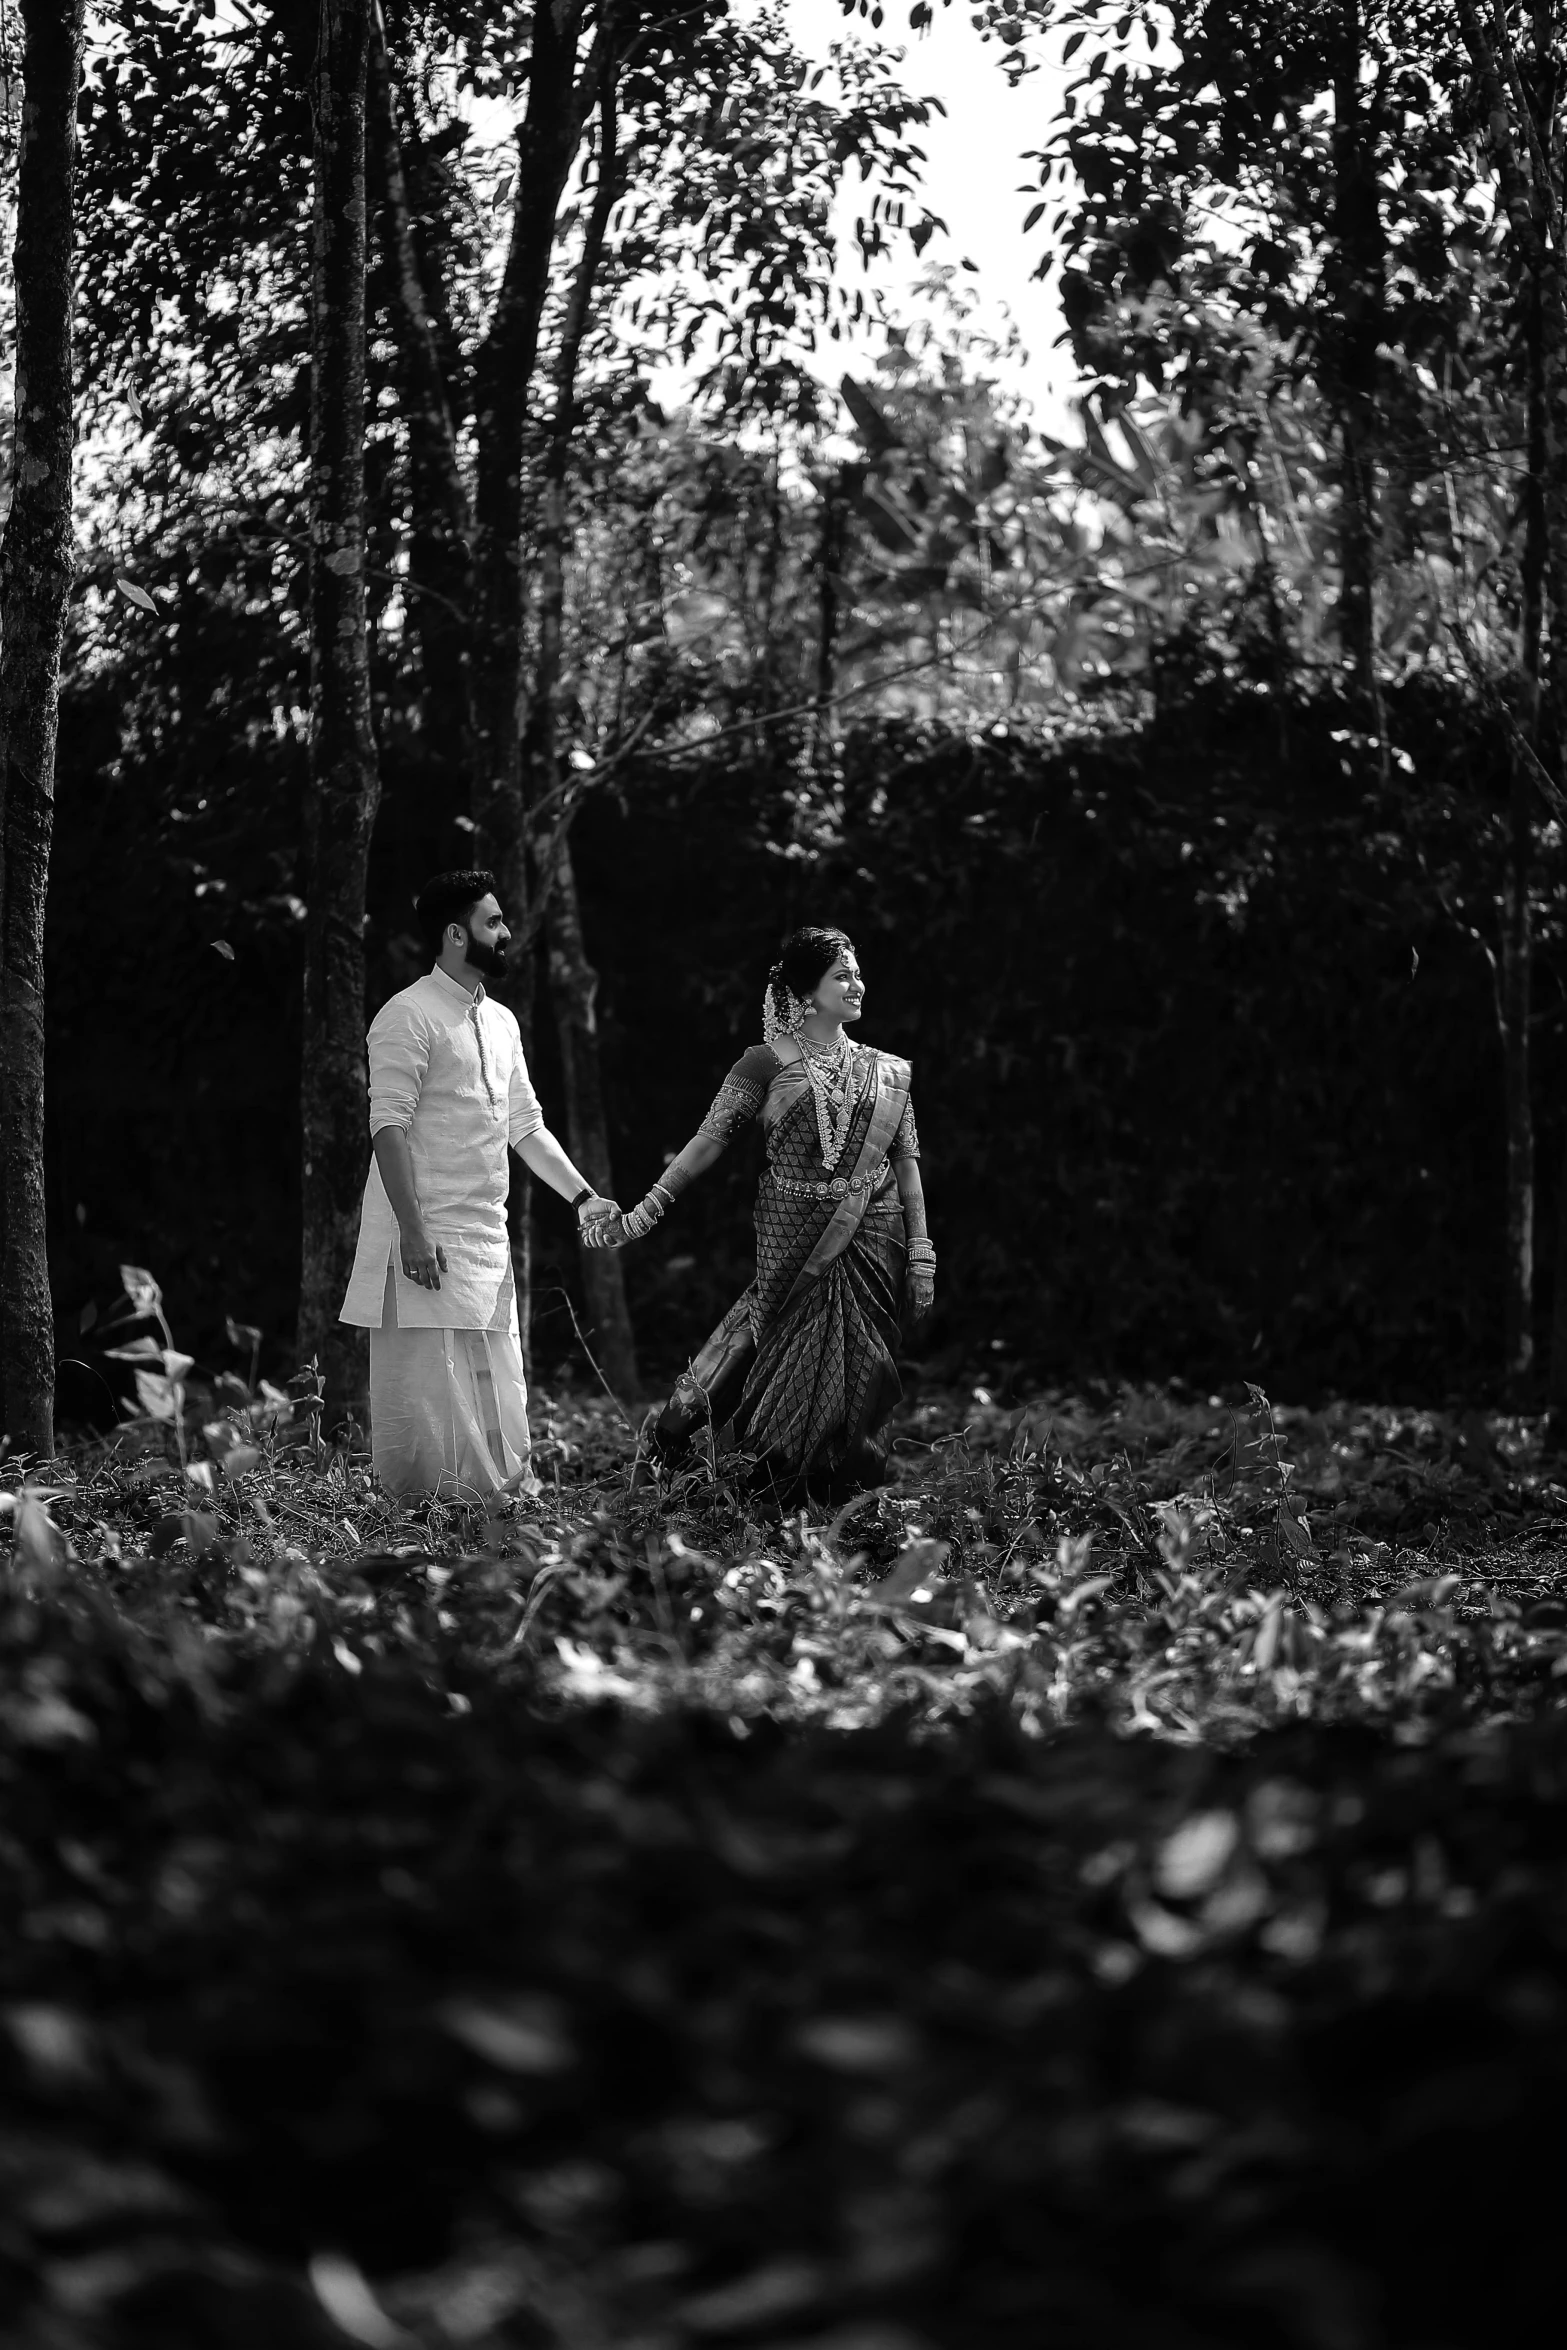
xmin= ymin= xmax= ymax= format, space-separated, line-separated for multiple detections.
xmin=4 ymin=1367 xmax=1567 ymax=2346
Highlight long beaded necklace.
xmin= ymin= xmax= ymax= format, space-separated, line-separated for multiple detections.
xmin=798 ymin=1028 xmax=863 ymax=1171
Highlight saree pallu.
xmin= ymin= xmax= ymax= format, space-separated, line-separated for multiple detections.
xmin=655 ymin=1050 xmax=912 ymax=1502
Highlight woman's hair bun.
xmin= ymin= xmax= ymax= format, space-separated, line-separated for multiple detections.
xmin=762 ymin=927 xmax=854 ymax=1043
xmin=775 ymin=926 xmax=854 ymax=1001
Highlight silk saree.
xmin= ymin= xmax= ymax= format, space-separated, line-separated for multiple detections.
xmin=651 ymin=1040 xmax=918 ymax=1503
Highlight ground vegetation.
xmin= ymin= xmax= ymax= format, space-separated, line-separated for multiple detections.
xmin=6 ymin=1323 xmax=1567 ymax=2346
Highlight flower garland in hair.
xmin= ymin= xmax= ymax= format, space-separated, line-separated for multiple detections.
xmin=762 ymin=962 xmax=807 ymax=1045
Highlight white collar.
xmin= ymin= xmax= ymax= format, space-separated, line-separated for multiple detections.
xmin=428 ymin=963 xmax=485 ymax=1008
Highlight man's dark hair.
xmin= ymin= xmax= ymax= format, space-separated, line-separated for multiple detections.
xmin=414 ymin=868 xmax=497 ymax=965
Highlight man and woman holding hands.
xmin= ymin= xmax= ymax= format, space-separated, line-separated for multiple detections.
xmin=341 ymin=870 xmax=934 ymax=1509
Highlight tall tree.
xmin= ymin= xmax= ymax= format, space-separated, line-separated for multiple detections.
xmin=0 ymin=0 xmax=88 ymax=1459
xmin=470 ymin=1 xmax=609 ymax=891
xmin=465 ymin=1 xmax=627 ymax=1380
xmin=1327 ymin=0 xmax=1386 ymax=695
xmin=298 ymin=0 xmax=381 ymax=1416
xmin=368 ymin=15 xmax=478 ymax=818
xmin=525 ymin=72 xmax=641 ymax=1397
xmin=1455 ymin=0 xmax=1567 ymax=1397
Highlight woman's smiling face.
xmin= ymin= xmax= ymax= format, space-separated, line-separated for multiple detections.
xmin=809 ymin=950 xmax=865 ymax=1025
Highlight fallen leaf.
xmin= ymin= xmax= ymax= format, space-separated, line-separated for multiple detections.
xmin=1156 ymin=1811 xmax=1239 ymax=1901
xmin=794 ymin=2015 xmax=916 ymax=2073
xmin=308 ymin=2253 xmax=411 ymax=2348
xmin=4 ymin=2004 xmax=96 ymax=2081
xmin=679 ymin=2258 xmax=824 ymax=2335
xmin=438 ymin=1994 xmax=575 ymax=2075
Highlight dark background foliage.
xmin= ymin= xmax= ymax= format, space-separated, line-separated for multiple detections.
xmin=46 ymin=655 xmax=1544 ymax=1407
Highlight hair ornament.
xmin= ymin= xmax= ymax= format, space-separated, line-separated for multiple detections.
xmin=762 ymin=964 xmax=807 ymax=1045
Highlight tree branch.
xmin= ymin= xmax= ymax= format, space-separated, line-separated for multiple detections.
xmin=1457 ymin=0 xmax=1545 ymax=249
xmin=368 ymin=15 xmax=467 ymax=517
xmin=1490 ymin=0 xmax=1562 ymax=248
xmin=1442 ymin=589 xmax=1567 ymax=817
xmin=547 ymin=68 xmax=623 ymax=485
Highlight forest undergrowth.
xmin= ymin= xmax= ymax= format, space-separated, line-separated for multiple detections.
xmin=5 ymin=1291 xmax=1567 ymax=2346
xmin=9 ymin=1359 xmax=1567 ymax=1742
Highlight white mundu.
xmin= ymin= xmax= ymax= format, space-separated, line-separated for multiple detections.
xmin=340 ymin=965 xmax=542 ymax=1502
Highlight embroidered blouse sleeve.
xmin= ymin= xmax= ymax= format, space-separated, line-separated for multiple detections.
xmin=366 ymin=997 xmax=431 ymax=1137
xmin=888 ymin=1092 xmax=920 ymax=1162
xmin=698 ymin=1044 xmax=779 ymax=1148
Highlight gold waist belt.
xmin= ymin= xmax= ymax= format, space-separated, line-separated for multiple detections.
xmin=769 ymin=1156 xmax=890 ymax=1202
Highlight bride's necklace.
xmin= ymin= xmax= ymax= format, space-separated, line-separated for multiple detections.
xmin=798 ymin=1027 xmax=862 ymax=1170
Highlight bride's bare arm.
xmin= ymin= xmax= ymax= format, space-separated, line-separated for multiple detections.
xmin=587 ymin=1046 xmax=780 ymax=1248
xmin=666 ymin=1133 xmax=726 ymax=1184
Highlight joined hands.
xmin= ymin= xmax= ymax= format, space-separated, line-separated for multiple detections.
xmin=577 ymin=1195 xmax=624 ymax=1248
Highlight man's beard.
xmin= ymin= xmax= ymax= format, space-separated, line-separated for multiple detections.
xmin=465 ymin=928 xmax=508 ymax=977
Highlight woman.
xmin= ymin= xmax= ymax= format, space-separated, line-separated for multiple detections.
xmin=588 ymin=926 xmax=935 ymax=1503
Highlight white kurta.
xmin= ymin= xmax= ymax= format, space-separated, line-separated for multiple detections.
xmin=340 ymin=967 xmax=544 ymax=1503
xmin=340 ymin=966 xmax=543 ymax=1332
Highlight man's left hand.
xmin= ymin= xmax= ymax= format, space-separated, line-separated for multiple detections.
xmin=577 ymin=1194 xmax=620 ymax=1240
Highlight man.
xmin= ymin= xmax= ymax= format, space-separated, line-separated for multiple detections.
xmin=340 ymin=868 xmax=616 ymax=1502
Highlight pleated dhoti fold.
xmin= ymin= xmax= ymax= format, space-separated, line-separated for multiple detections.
xmin=368 ymin=1264 xmax=536 ymax=1503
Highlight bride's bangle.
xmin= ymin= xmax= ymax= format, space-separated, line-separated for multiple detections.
xmin=906 ymin=1240 xmax=936 ymax=1266
xmin=623 ymin=1180 xmax=679 ymax=1241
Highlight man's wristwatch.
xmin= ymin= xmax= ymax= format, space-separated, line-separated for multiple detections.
xmin=570 ymin=1186 xmax=594 ymax=1212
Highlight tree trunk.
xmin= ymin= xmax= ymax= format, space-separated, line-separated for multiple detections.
xmin=756 ymin=441 xmax=786 ymax=722
xmin=0 ymin=0 xmax=86 ymax=1461
xmin=810 ymin=472 xmax=844 ymax=769
xmin=1328 ymin=0 xmax=1383 ymax=694
xmin=1509 ymin=249 xmax=1551 ymax=1397
xmin=1539 ymin=22 xmax=1567 ymax=729
xmin=1503 ymin=784 xmax=1536 ymax=1393
xmin=527 ymin=79 xmax=640 ymax=1401
xmin=298 ymin=0 xmax=380 ymax=1424
xmin=524 ymin=73 xmax=620 ymax=828
xmin=368 ymin=19 xmax=478 ymax=828
xmin=464 ymin=2 xmax=604 ymax=1373
xmin=471 ymin=0 xmax=600 ymax=878
xmin=545 ymin=834 xmax=640 ymax=1399
xmin=1522 ymin=4 xmax=1567 ymax=1391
